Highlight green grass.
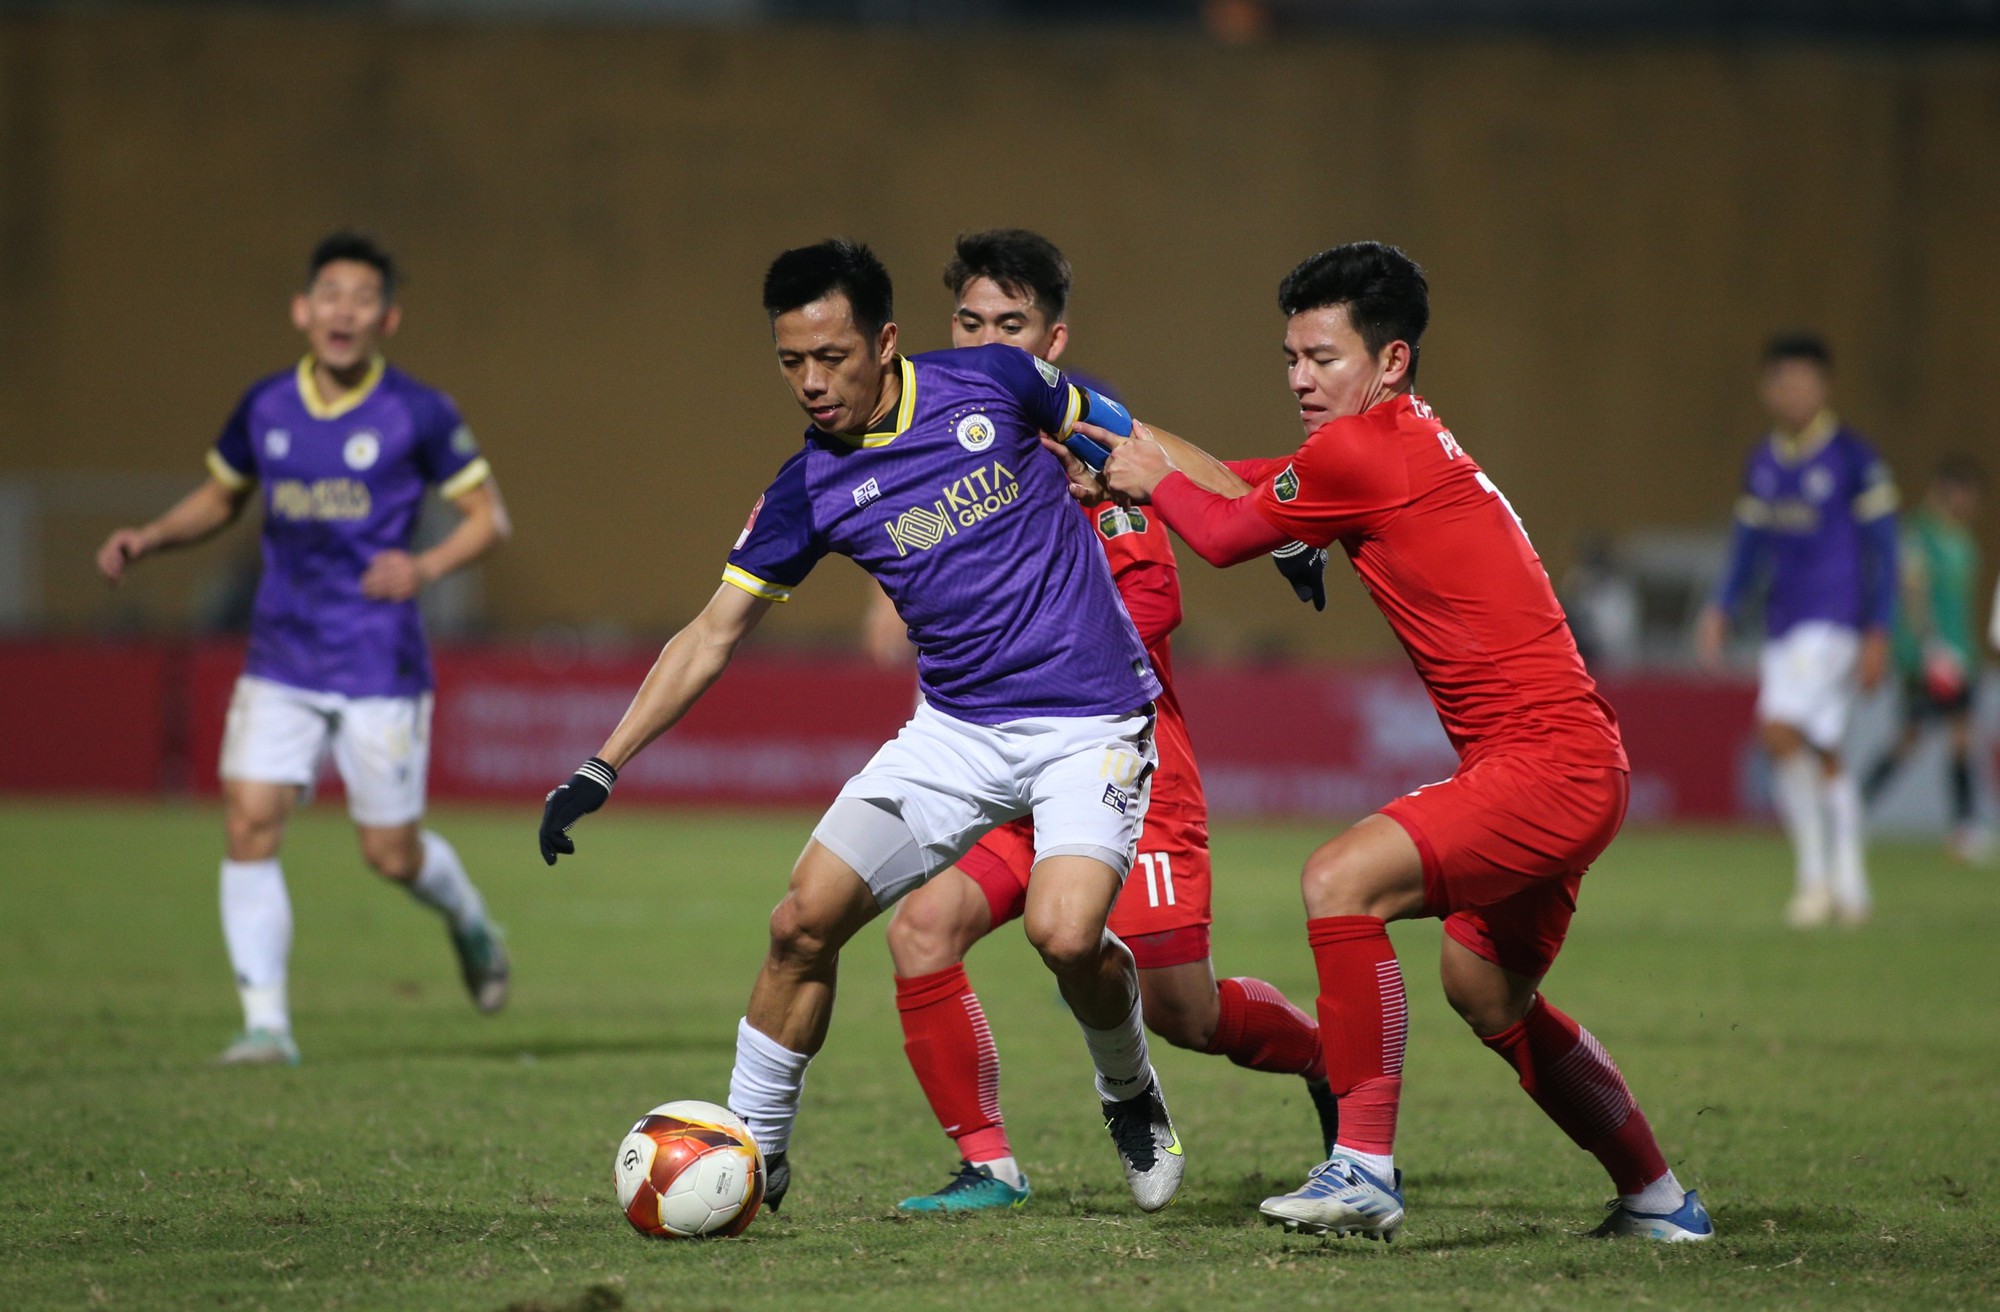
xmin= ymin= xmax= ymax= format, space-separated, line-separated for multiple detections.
xmin=0 ymin=801 xmax=1994 ymax=1311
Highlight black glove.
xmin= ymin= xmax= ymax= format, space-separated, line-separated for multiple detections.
xmin=540 ymin=757 xmax=617 ymax=865
xmin=1271 ymin=541 xmax=1328 ymax=612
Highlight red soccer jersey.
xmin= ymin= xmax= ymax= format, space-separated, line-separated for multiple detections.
xmin=1250 ymin=394 xmax=1626 ymax=770
xmin=1084 ymin=499 xmax=1206 ymax=824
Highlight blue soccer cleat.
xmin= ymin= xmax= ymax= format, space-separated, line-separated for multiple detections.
xmin=1259 ymin=1152 xmax=1405 ymax=1240
xmin=1589 ymin=1188 xmax=1715 ymax=1242
xmin=897 ymin=1160 xmax=1032 ymax=1213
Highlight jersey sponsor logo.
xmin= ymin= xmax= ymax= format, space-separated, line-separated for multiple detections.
xmin=954 ymin=411 xmax=997 ymax=453
xmin=343 ymin=430 xmax=382 ymax=471
xmin=268 ymin=477 xmax=372 ymax=522
xmin=882 ymin=460 xmax=1022 ymax=556
xmin=450 ymin=424 xmax=479 ymax=457
xmin=1100 ymin=782 xmax=1130 ymax=814
xmin=1097 ymin=505 xmax=1149 ymax=538
xmin=1033 ymin=357 xmax=1061 ymax=388
xmin=1273 ymin=464 xmax=1300 ymax=502
xmin=852 ymin=477 xmax=882 ymax=509
xmin=265 ymin=429 xmax=290 ymax=459
xmin=734 ymin=495 xmax=764 ymax=551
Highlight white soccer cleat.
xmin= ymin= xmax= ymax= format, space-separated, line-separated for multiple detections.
xmin=217 ymin=1028 xmax=300 ymax=1067
xmin=1101 ymin=1074 xmax=1183 ymax=1213
xmin=1589 ymin=1188 xmax=1714 ymax=1242
xmin=1259 ymin=1152 xmax=1405 ymax=1240
xmin=1785 ymin=886 xmax=1834 ymax=929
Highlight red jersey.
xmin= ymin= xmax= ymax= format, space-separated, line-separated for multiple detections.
xmin=1249 ymin=394 xmax=1625 ymax=770
xmin=1084 ymin=499 xmax=1206 ymax=823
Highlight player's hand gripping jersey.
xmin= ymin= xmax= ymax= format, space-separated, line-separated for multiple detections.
xmin=1249 ymin=393 xmax=1626 ymax=771
xmin=208 ymin=358 xmax=490 ymax=698
xmin=727 ymin=344 xmax=1161 ymax=722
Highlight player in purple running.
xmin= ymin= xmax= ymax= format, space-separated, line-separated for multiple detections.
xmin=97 ymin=233 xmax=514 ymax=1066
xmin=539 ymin=240 xmax=1183 ymax=1215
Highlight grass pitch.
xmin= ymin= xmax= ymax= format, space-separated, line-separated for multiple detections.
xmin=1 ymin=800 xmax=1994 ymax=1311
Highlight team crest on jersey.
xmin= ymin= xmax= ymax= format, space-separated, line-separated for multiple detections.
xmin=1273 ymin=465 xmax=1301 ymax=502
xmin=955 ymin=412 xmax=997 ymax=453
xmin=1802 ymin=465 xmax=1835 ymax=503
xmin=343 ymin=431 xmax=381 ymax=471
xmin=1032 ymin=357 xmax=1061 ymax=388
xmin=450 ymin=424 xmax=479 ymax=457
xmin=264 ymin=430 xmax=290 ymax=459
xmin=735 ymin=494 xmax=764 ymax=551
xmin=1097 ymin=505 xmax=1149 ymax=538
xmin=852 ymin=477 xmax=882 ymax=509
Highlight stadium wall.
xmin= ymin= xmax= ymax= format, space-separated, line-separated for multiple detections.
xmin=3 ymin=13 xmax=1999 ymax=660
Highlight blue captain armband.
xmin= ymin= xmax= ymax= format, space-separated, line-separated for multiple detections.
xmin=1062 ymin=385 xmax=1133 ymax=472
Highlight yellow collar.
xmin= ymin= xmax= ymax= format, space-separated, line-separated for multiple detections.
xmin=1769 ymin=410 xmax=1837 ymax=465
xmin=834 ymin=357 xmax=917 ymax=450
xmin=296 ymin=354 xmax=385 ymax=421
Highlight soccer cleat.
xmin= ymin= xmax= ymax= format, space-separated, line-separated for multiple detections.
xmin=763 ymin=1150 xmax=790 ymax=1213
xmin=1259 ymin=1152 xmax=1405 ymax=1240
xmin=217 ymin=1028 xmax=300 ymax=1067
xmin=897 ymin=1160 xmax=1032 ymax=1213
xmin=1102 ymin=1073 xmax=1184 ymax=1213
xmin=1589 ymin=1188 xmax=1714 ymax=1242
xmin=1306 ymin=1077 xmax=1341 ymax=1158
xmin=451 ymin=921 xmax=510 ymax=1014
xmin=1784 ymin=886 xmax=1834 ymax=929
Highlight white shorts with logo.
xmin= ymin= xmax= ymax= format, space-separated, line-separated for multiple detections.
xmin=821 ymin=701 xmax=1156 ymax=907
xmin=220 ymin=675 xmax=433 ymax=827
xmin=1758 ymin=621 xmax=1861 ymax=751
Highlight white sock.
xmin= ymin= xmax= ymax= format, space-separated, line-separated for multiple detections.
xmin=1076 ymin=989 xmax=1151 ymax=1102
xmin=1622 ymin=1168 xmax=1686 ymax=1214
xmin=220 ymin=858 xmax=292 ymax=1034
xmin=728 ymin=1018 xmax=811 ymax=1156
xmin=972 ymin=1154 xmax=1026 ymax=1189
xmin=1772 ymin=752 xmax=1829 ymax=895
xmin=1333 ymin=1145 xmax=1395 ymax=1182
xmin=407 ymin=830 xmax=487 ymax=932
xmin=1825 ymin=772 xmax=1870 ymax=911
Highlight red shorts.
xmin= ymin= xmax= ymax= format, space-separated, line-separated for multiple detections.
xmin=1379 ymin=755 xmax=1629 ymax=979
xmin=958 ymin=806 xmax=1213 ymax=971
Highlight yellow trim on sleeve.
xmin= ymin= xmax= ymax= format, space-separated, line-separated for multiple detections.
xmin=295 ymin=354 xmax=386 ymax=420
xmin=1057 ymin=383 xmax=1084 ymax=438
xmin=722 ymin=564 xmax=794 ymax=603
xmin=206 ymin=449 xmax=254 ymax=490
xmin=439 ymin=456 xmax=492 ymax=501
xmin=1853 ymin=481 xmax=1900 ymax=522
xmin=1733 ymin=495 xmax=1772 ymax=528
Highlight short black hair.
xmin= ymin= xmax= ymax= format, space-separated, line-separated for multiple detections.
xmin=1278 ymin=242 xmax=1429 ymax=370
xmin=763 ymin=240 xmax=894 ymax=340
xmin=1763 ymin=332 xmax=1831 ymax=368
xmin=309 ymin=231 xmax=397 ymax=301
xmin=1936 ymin=452 xmax=1984 ymax=489
xmin=943 ymin=228 xmax=1072 ymax=322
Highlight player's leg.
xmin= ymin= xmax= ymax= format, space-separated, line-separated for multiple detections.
xmin=1257 ymin=814 xmax=1421 ymax=1237
xmin=886 ymin=850 xmax=1032 ymax=1211
xmin=1944 ymin=705 xmax=1989 ymax=860
xmin=338 ymin=693 xmax=508 ymax=1010
xmin=1440 ymin=902 xmax=1710 ymax=1242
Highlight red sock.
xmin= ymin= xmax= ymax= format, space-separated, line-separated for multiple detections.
xmin=1204 ymin=976 xmax=1326 ymax=1082
xmin=1306 ymin=915 xmax=1406 ymax=1155
xmin=1481 ymin=995 xmax=1668 ymax=1195
xmin=895 ymin=965 xmax=1010 ymax=1163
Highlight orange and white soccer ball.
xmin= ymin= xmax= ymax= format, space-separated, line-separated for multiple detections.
xmin=614 ymin=1100 xmax=765 ymax=1239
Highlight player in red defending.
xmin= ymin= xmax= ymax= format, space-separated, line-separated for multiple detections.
xmin=1088 ymin=242 xmax=1712 ymax=1243
xmin=886 ymin=229 xmax=1339 ymax=1213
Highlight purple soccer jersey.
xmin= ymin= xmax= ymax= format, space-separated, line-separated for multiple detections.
xmin=1714 ymin=416 xmax=1899 ymax=637
xmin=726 ymin=344 xmax=1160 ymax=724
xmin=208 ymin=357 xmax=490 ymax=697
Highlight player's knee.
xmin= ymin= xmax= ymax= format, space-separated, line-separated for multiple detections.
xmin=361 ymin=833 xmax=421 ymax=883
xmin=885 ymin=900 xmax=969 ymax=976
xmin=766 ymin=895 xmax=838 ymax=971
xmin=1141 ymin=996 xmax=1214 ymax=1050
xmin=1300 ymin=849 xmax=1393 ymax=919
xmin=1025 ymin=920 xmax=1104 ymax=975
xmin=224 ymin=808 xmax=284 ymax=861
xmin=1441 ymin=973 xmax=1532 ymax=1037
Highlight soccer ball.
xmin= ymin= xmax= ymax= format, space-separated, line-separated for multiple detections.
xmin=613 ymin=1100 xmax=765 ymax=1239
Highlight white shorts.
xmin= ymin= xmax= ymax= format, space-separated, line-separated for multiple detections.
xmin=817 ymin=701 xmax=1156 ymax=907
xmin=1758 ymin=621 xmax=1861 ymax=751
xmin=219 ymin=675 xmax=433 ymax=827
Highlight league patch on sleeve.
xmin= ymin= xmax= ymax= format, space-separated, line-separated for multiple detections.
xmin=1097 ymin=505 xmax=1149 ymax=538
xmin=1033 ymin=357 xmax=1062 ymax=388
xmin=1273 ymin=465 xmax=1301 ymax=503
xmin=734 ymin=495 xmax=765 ymax=551
xmin=451 ymin=424 xmax=480 ymax=457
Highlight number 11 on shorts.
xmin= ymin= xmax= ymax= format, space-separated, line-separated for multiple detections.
xmin=1135 ymin=852 xmax=1175 ymax=908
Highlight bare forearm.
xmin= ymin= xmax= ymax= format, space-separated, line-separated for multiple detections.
xmin=420 ymin=483 xmax=511 ymax=583
xmin=596 ymin=590 xmax=767 ymax=768
xmin=1141 ymin=424 xmax=1254 ymax=498
xmin=141 ymin=481 xmax=243 ymax=553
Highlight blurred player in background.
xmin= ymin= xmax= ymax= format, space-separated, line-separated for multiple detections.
xmin=95 ymin=232 xmax=513 ymax=1066
xmin=1865 ymin=455 xmax=1986 ymax=860
xmin=540 ymin=240 xmax=1185 ymax=1215
xmin=1085 ymin=241 xmax=1708 ymax=1243
xmin=1698 ymin=334 xmax=1899 ymax=928
xmin=880 ymin=230 xmax=1335 ymax=1213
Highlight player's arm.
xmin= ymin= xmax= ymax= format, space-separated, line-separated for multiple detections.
xmin=1696 ymin=480 xmax=1773 ymax=667
xmin=539 ymin=582 xmax=773 ymax=864
xmin=361 ymin=477 xmax=513 ymax=602
xmin=860 ymin=579 xmax=912 ymax=668
xmin=1854 ymin=466 xmax=1900 ymax=689
xmin=95 ymin=476 xmax=251 ymax=586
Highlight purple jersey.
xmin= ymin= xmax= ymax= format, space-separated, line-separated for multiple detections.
xmin=726 ymin=344 xmax=1160 ymax=724
xmin=208 ymin=357 xmax=490 ymax=697
xmin=1714 ymin=415 xmax=1899 ymax=637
